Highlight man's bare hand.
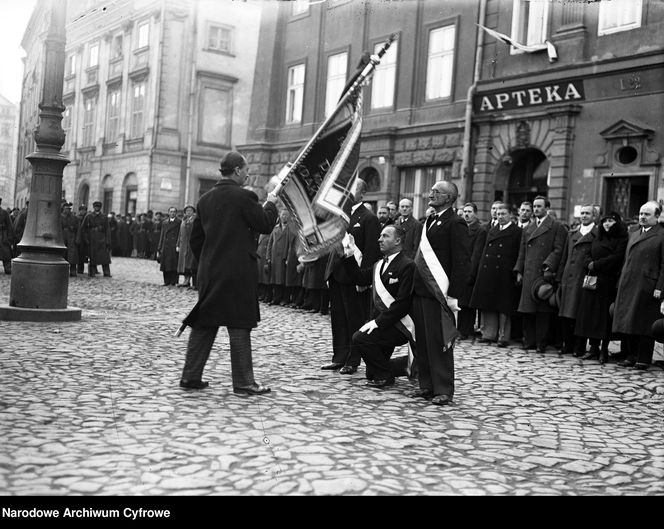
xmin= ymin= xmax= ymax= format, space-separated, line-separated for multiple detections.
xmin=359 ymin=320 xmax=378 ymax=334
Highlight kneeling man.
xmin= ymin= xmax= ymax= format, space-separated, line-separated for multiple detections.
xmin=343 ymin=225 xmax=416 ymax=387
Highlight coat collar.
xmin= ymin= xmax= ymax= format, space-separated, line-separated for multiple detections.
xmin=627 ymin=223 xmax=662 ymax=251
xmin=487 ymin=222 xmax=517 ymax=241
xmin=528 ymin=215 xmax=553 ymax=240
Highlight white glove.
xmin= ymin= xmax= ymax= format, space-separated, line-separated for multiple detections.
xmin=446 ymin=296 xmax=460 ymax=313
xmin=359 ymin=320 xmax=378 ymax=334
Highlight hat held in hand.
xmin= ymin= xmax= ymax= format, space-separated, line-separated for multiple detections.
xmin=531 ymin=275 xmax=555 ymax=303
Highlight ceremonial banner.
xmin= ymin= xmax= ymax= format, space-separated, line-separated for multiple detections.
xmin=274 ymin=35 xmax=397 ymax=261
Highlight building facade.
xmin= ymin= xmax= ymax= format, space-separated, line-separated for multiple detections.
xmin=0 ymin=95 xmax=18 ymax=206
xmin=15 ymin=0 xmax=263 ymax=215
xmin=472 ymin=0 xmax=664 ymax=223
xmin=242 ymin=0 xmax=663 ymax=223
xmin=241 ymin=0 xmax=481 ymax=219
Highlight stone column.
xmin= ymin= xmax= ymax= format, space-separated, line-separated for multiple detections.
xmin=546 ymin=104 xmax=582 ymax=220
xmin=0 ymin=0 xmax=81 ymax=322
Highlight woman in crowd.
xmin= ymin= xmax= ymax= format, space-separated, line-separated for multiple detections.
xmin=574 ymin=211 xmax=628 ymax=363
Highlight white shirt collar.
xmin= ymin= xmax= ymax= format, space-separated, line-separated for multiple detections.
xmin=499 ymin=221 xmax=512 ymax=230
xmin=579 ymin=223 xmax=593 ymax=236
xmin=351 ymin=202 xmax=363 ymax=214
xmin=643 ymin=226 xmax=652 ymax=232
xmin=382 ymin=251 xmax=400 ymax=267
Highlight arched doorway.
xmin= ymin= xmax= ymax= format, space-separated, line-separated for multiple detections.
xmin=77 ymin=182 xmax=90 ymax=209
xmin=122 ymin=172 xmax=138 ymax=216
xmin=505 ymin=147 xmax=549 ymax=212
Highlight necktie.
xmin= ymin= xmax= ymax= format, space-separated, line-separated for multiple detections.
xmin=380 ymin=256 xmax=389 ymax=275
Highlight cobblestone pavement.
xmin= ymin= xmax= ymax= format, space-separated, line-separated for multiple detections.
xmin=0 ymin=257 xmax=663 ymax=496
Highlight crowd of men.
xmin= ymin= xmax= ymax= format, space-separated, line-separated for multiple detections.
xmin=0 ymin=198 xmax=199 ymax=289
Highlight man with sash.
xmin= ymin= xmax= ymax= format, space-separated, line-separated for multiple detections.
xmin=411 ymin=181 xmax=470 ymax=406
xmin=342 ymin=225 xmax=416 ymax=388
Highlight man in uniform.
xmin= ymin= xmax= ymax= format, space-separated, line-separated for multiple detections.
xmin=80 ymin=201 xmax=112 ymax=277
xmin=60 ymin=202 xmax=80 ymax=277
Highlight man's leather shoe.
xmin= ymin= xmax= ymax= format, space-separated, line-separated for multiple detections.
xmin=321 ymin=362 xmax=343 ymax=370
xmin=179 ymin=379 xmax=209 ymax=389
xmin=339 ymin=366 xmax=357 ymax=375
xmin=431 ymin=394 xmax=453 ymax=406
xmin=412 ymin=388 xmax=433 ymax=399
xmin=497 ymin=340 xmax=508 ymax=348
xmin=478 ymin=338 xmax=494 ymax=344
xmin=618 ymin=359 xmax=636 ymax=367
xmin=367 ymin=377 xmax=395 ymax=388
xmin=581 ymin=351 xmax=598 ymax=360
xmin=633 ymin=363 xmax=649 ymax=370
xmin=233 ymin=383 xmax=271 ymax=395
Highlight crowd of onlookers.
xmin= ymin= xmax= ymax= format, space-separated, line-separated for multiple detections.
xmin=256 ymin=194 xmax=664 ymax=372
xmin=0 ymin=198 xmax=198 ymax=288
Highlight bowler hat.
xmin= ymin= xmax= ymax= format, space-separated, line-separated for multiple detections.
xmin=531 ymin=275 xmax=556 ymax=303
xmin=652 ymin=319 xmax=664 ymax=343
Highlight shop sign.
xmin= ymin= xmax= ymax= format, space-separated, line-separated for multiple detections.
xmin=474 ymin=79 xmax=585 ymax=113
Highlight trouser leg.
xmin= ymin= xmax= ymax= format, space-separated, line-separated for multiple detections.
xmin=637 ymin=335 xmax=654 ymax=365
xmin=353 ymin=327 xmax=407 ymax=380
xmin=228 ymin=327 xmax=255 ymax=388
xmin=182 ymin=325 xmax=218 ymax=382
xmin=481 ymin=311 xmax=498 ymax=340
xmin=102 ymin=264 xmax=111 ymax=277
xmin=535 ymin=312 xmax=551 ymax=349
xmin=457 ymin=308 xmax=476 ymax=337
xmin=498 ymin=313 xmax=511 ymax=342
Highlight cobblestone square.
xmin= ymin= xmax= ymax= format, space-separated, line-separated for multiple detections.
xmin=0 ymin=257 xmax=663 ymax=496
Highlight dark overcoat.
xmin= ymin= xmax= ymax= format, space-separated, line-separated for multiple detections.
xmin=158 ymin=217 xmax=181 ymax=272
xmin=302 ymin=255 xmax=327 ymax=290
xmin=267 ymin=221 xmax=290 ymax=285
xmin=612 ymin=224 xmax=664 ymax=337
xmin=60 ymin=212 xmax=80 ymax=264
xmin=285 ymin=222 xmax=303 ymax=288
xmin=0 ymin=208 xmax=15 ymax=261
xmin=177 ymin=215 xmax=197 ymax=274
xmin=469 ymin=223 xmax=521 ymax=314
xmin=183 ymin=179 xmax=278 ymax=329
xmin=463 ymin=218 xmax=487 ymax=306
xmin=80 ymin=212 xmax=111 ymax=266
xmin=575 ymin=224 xmax=627 ymax=340
xmin=115 ymin=219 xmax=131 ymax=257
xmin=514 ymin=215 xmax=567 ymax=313
xmin=256 ymin=232 xmax=270 ymax=284
xmin=394 ymin=214 xmax=423 ymax=259
xmin=556 ymin=226 xmax=597 ymax=319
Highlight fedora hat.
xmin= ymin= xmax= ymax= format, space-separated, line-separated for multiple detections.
xmin=531 ymin=275 xmax=555 ymax=303
xmin=652 ymin=319 xmax=664 ymax=343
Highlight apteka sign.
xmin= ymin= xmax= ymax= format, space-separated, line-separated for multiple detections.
xmin=474 ymin=78 xmax=585 ymax=113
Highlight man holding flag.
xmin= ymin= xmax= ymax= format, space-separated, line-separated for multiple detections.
xmin=411 ymin=181 xmax=470 ymax=406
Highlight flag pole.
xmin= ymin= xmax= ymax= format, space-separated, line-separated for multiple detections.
xmin=272 ymin=33 xmax=398 ymax=196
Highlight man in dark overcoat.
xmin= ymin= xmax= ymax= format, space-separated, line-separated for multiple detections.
xmin=322 ymin=178 xmax=382 ymax=375
xmin=256 ymin=232 xmax=271 ymax=302
xmin=75 ymin=204 xmax=88 ymax=272
xmin=12 ymin=202 xmax=28 ymax=258
xmin=60 ymin=202 xmax=79 ymax=277
xmin=266 ymin=209 xmax=292 ymax=305
xmin=612 ymin=200 xmax=664 ymax=370
xmin=284 ymin=219 xmax=304 ymax=307
xmin=179 ymin=151 xmax=278 ymax=393
xmin=0 ymin=198 xmax=15 ymax=274
xmin=514 ymin=196 xmax=567 ymax=353
xmin=556 ymin=204 xmax=598 ymax=357
xmin=158 ymin=206 xmax=182 ymax=286
xmin=458 ymin=202 xmax=487 ymax=340
xmin=470 ymin=202 xmax=521 ymax=346
xmin=410 ymin=181 xmax=470 ymax=406
xmin=394 ymin=198 xmax=423 ymax=259
xmin=80 ymin=201 xmax=112 ymax=277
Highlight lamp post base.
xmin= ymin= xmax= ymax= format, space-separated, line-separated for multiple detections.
xmin=0 ymin=305 xmax=82 ymax=322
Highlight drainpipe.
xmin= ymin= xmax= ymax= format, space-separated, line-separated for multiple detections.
xmin=147 ymin=0 xmax=166 ymax=211
xmin=461 ymin=0 xmax=487 ymax=203
xmin=184 ymin=0 xmax=198 ymax=207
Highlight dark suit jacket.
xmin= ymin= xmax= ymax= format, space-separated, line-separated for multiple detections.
xmin=413 ymin=207 xmax=470 ymax=301
xmin=394 ymin=214 xmax=423 ymax=259
xmin=326 ymin=203 xmax=382 ymax=283
xmin=344 ymin=251 xmax=415 ymax=330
